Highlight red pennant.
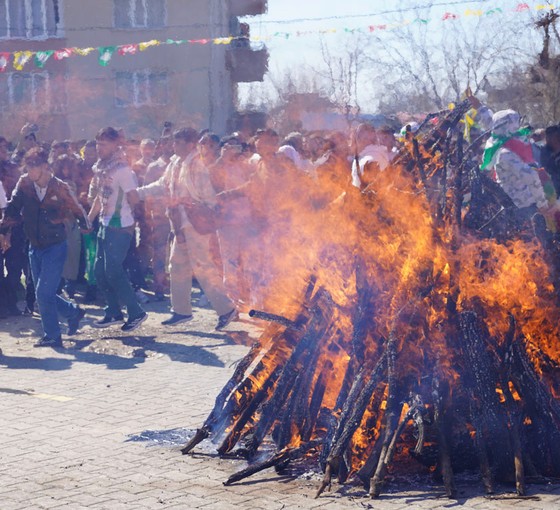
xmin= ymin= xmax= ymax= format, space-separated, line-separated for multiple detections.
xmin=54 ymin=48 xmax=73 ymax=60
xmin=118 ymin=44 xmax=139 ymax=56
xmin=0 ymin=52 xmax=10 ymax=72
xmin=442 ymin=12 xmax=458 ymax=20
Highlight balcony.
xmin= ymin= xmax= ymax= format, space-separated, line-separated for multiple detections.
xmin=230 ymin=0 xmax=268 ymax=17
xmin=226 ymin=46 xmax=269 ymax=83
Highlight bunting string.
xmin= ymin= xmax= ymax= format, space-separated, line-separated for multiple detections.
xmin=0 ymin=2 xmax=554 ymax=72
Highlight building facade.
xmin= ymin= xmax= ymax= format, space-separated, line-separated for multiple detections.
xmin=0 ymin=0 xmax=268 ymax=140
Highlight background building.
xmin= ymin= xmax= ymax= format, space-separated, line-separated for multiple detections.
xmin=0 ymin=0 xmax=268 ymax=140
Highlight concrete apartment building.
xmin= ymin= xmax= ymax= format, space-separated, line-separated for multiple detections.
xmin=0 ymin=0 xmax=268 ymax=140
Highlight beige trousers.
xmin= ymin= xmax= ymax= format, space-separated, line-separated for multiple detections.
xmin=169 ymin=225 xmax=233 ymax=317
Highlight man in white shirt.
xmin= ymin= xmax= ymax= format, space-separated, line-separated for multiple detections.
xmin=351 ymin=123 xmax=392 ymax=189
xmin=138 ymin=130 xmax=236 ymax=330
xmin=88 ymin=127 xmax=147 ymax=332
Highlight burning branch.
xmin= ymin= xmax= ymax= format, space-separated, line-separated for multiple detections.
xmin=178 ymin=102 xmax=560 ymax=502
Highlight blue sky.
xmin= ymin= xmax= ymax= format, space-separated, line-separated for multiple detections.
xmin=243 ymin=0 xmax=541 ymax=61
xmin=239 ymin=0 xmax=544 ymax=108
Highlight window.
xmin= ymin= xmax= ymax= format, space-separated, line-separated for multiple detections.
xmin=0 ymin=72 xmax=66 ymax=112
xmin=114 ymin=0 xmax=165 ymax=29
xmin=0 ymin=0 xmax=61 ymax=39
xmin=115 ymin=70 xmax=169 ymax=107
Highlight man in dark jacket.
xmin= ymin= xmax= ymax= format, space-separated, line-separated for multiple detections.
xmin=0 ymin=147 xmax=90 ymax=347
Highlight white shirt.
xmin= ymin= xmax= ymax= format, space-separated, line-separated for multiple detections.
xmin=278 ymin=145 xmax=313 ymax=174
xmin=0 ymin=181 xmax=7 ymax=208
xmin=99 ymin=165 xmax=138 ymax=228
xmin=33 ymin=182 xmax=48 ymax=202
xmin=351 ymin=144 xmax=391 ymax=188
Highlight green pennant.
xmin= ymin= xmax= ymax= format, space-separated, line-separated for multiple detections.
xmin=98 ymin=46 xmax=116 ymax=66
xmin=35 ymin=50 xmax=54 ymax=68
xmin=480 ymin=127 xmax=532 ymax=171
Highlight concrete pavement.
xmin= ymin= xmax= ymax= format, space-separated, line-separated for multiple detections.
xmin=1 ymin=298 xmax=560 ymax=509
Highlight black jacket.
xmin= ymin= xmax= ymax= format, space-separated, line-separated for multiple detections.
xmin=0 ymin=174 xmax=89 ymax=249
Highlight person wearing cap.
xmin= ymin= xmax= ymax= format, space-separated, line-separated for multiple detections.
xmin=11 ymin=123 xmax=39 ymax=166
xmin=278 ymin=132 xmax=314 ymax=176
xmin=351 ymin=123 xmax=392 ymax=190
xmin=48 ymin=140 xmax=70 ymax=165
xmin=0 ymin=147 xmax=89 ymax=347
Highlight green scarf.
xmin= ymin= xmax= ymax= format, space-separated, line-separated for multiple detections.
xmin=480 ymin=126 xmax=532 ymax=171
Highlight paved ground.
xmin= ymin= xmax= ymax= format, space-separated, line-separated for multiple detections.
xmin=1 ymin=295 xmax=560 ymax=509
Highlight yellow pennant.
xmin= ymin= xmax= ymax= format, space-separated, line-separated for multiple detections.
xmin=139 ymin=40 xmax=160 ymax=51
xmin=13 ymin=50 xmax=34 ymax=70
xmin=74 ymin=47 xmax=95 ymax=56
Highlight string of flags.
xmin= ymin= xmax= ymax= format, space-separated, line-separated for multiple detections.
xmin=0 ymin=2 xmax=555 ymax=72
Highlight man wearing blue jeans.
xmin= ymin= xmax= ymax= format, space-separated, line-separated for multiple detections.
xmin=88 ymin=127 xmax=147 ymax=332
xmin=0 ymin=147 xmax=89 ymax=347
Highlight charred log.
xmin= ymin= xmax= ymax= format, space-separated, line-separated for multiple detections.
xmin=458 ymin=310 xmax=514 ymax=484
xmin=224 ymin=441 xmax=321 ymax=486
xmin=181 ymin=341 xmax=262 ymax=454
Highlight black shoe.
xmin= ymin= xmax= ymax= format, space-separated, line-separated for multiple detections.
xmin=34 ymin=336 xmax=63 ymax=348
xmin=215 ymin=309 xmax=238 ymax=331
xmin=92 ymin=314 xmax=124 ymax=329
xmin=121 ymin=312 xmax=148 ymax=332
xmin=161 ymin=313 xmax=193 ymax=326
xmin=67 ymin=307 xmax=85 ymax=336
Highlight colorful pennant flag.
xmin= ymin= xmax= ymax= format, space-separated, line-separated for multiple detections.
xmin=13 ymin=51 xmax=33 ymax=71
xmin=73 ymin=47 xmax=95 ymax=56
xmin=98 ymin=46 xmax=116 ymax=66
xmin=139 ymin=40 xmax=160 ymax=51
xmin=0 ymin=1 xmax=553 ymax=71
xmin=118 ymin=44 xmax=139 ymax=56
xmin=54 ymin=48 xmax=73 ymax=60
xmin=0 ymin=52 xmax=10 ymax=72
xmin=35 ymin=50 xmax=54 ymax=68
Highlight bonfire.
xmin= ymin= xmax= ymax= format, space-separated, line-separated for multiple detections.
xmin=181 ymin=101 xmax=560 ymax=500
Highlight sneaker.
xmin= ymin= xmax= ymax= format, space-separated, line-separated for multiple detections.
xmin=121 ymin=312 xmax=148 ymax=332
xmin=161 ymin=312 xmax=193 ymax=326
xmin=92 ymin=314 xmax=124 ymax=328
xmin=34 ymin=336 xmax=63 ymax=348
xmin=67 ymin=307 xmax=85 ymax=336
xmin=135 ymin=289 xmax=149 ymax=304
xmin=215 ymin=309 xmax=238 ymax=331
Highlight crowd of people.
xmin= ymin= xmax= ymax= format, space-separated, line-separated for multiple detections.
xmin=1 ymin=99 xmax=560 ymax=348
